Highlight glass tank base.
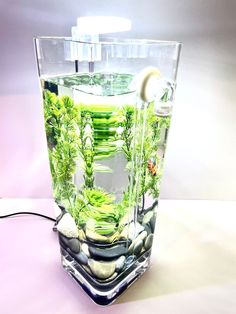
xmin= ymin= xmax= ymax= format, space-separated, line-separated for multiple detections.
xmin=61 ymin=247 xmax=151 ymax=305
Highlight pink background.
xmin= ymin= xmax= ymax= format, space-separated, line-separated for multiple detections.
xmin=0 ymin=94 xmax=52 ymax=197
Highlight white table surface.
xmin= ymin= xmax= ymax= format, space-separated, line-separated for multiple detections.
xmin=0 ymin=198 xmax=235 ymax=314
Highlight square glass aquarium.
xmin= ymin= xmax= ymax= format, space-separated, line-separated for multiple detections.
xmin=35 ymin=36 xmax=181 ymax=305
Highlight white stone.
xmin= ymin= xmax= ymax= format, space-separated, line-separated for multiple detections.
xmin=136 ymin=222 xmax=145 ymax=236
xmin=115 ymin=255 xmax=126 ymax=271
xmin=128 ymin=222 xmax=136 ymax=240
xmin=81 ymin=243 xmax=90 ymax=257
xmin=120 ymin=222 xmax=145 ymax=240
xmin=57 ymin=213 xmax=78 ymax=238
xmin=88 ymin=259 xmax=116 ymax=280
xmin=135 ymin=230 xmax=148 ymax=242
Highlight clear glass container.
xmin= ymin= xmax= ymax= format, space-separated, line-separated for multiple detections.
xmin=35 ymin=37 xmax=181 ymax=305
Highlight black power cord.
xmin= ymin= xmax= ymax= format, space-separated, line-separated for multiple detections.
xmin=0 ymin=211 xmax=56 ymax=222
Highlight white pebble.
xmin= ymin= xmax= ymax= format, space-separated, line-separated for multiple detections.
xmin=81 ymin=243 xmax=90 ymax=257
xmin=57 ymin=213 xmax=78 ymax=238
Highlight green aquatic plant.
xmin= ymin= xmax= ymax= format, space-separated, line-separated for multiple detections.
xmin=120 ymin=101 xmax=170 ymax=203
xmin=43 ymin=84 xmax=168 ymax=232
xmin=121 ymin=105 xmax=135 ymax=162
xmin=73 ymin=188 xmax=122 ymax=235
xmin=83 ymin=188 xmax=115 ymax=208
xmin=79 ymin=111 xmax=95 ymax=188
xmin=138 ymin=103 xmax=171 ymax=199
xmin=71 ymin=188 xmax=133 ymax=236
xmin=43 ymin=90 xmax=80 ymax=207
xmin=43 ymin=90 xmax=130 ymax=229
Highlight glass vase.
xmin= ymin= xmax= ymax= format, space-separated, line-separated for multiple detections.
xmin=35 ymin=37 xmax=181 ymax=305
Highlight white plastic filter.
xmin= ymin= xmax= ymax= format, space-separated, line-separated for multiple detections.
xmin=75 ymin=16 xmax=131 ymax=36
xmin=67 ymin=16 xmax=131 ymax=62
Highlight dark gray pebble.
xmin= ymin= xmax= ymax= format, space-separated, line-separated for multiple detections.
xmin=143 ymin=223 xmax=152 ymax=235
xmin=150 ymin=214 xmax=156 ymax=232
xmin=87 ymin=239 xmax=131 ymax=249
xmin=144 ymin=234 xmax=154 ymax=250
xmin=89 ymin=244 xmax=128 ymax=260
xmin=68 ymin=238 xmax=81 ymax=254
xmin=74 ymin=251 xmax=88 ymax=265
xmin=133 ymin=239 xmax=143 ymax=256
xmin=58 ymin=233 xmax=69 ymax=247
xmin=138 ymin=214 xmax=144 ymax=224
